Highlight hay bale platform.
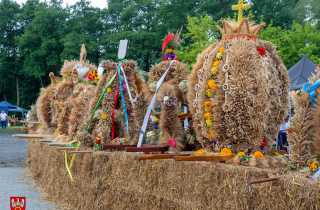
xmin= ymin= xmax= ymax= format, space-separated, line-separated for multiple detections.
xmin=27 ymin=138 xmax=320 ymax=209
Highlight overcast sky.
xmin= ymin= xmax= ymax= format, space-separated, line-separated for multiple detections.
xmin=14 ymin=0 xmax=108 ymax=9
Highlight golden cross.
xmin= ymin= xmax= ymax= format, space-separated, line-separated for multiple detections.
xmin=232 ymin=0 xmax=251 ymax=24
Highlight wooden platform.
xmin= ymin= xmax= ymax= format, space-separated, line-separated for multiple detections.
xmin=13 ymin=134 xmax=50 ymax=138
xmin=173 ymin=155 xmax=234 ymax=162
xmin=20 ymin=121 xmax=41 ymax=124
xmin=14 ymin=127 xmax=38 ymax=130
xmin=139 ymin=154 xmax=191 ymax=160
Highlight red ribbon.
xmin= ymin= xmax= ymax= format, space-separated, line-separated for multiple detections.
xmin=111 ymin=74 xmax=118 ymax=140
xmin=162 ymin=34 xmax=179 ymax=61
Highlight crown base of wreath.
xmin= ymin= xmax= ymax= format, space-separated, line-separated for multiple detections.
xmin=216 ymin=18 xmax=266 ymax=40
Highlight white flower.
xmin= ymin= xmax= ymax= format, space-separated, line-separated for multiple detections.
xmin=163 ymin=96 xmax=169 ymax=103
xmin=146 ymin=131 xmax=155 ymax=138
xmin=179 ymin=80 xmax=188 ymax=92
xmin=149 ymin=82 xmax=157 ymax=92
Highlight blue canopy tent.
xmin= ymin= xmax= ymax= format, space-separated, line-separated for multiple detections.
xmin=8 ymin=106 xmax=29 ymax=121
xmin=0 ymin=101 xmax=17 ymax=115
xmin=288 ymin=56 xmax=318 ymax=90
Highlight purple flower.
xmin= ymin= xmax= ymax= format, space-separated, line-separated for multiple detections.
xmin=130 ymin=113 xmax=133 ymax=117
xmin=165 ymin=51 xmax=176 ymax=60
xmin=123 ymin=84 xmax=127 ymax=89
xmin=213 ymin=140 xmax=216 ymax=148
xmin=260 ymin=146 xmax=266 ymax=153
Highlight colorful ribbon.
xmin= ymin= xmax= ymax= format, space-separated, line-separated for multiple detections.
xmin=303 ymin=78 xmax=320 ymax=108
xmin=85 ymin=72 xmax=117 ymax=132
xmin=162 ymin=34 xmax=176 ymax=61
xmin=64 ymin=140 xmax=81 ymax=181
xmin=120 ymin=65 xmax=134 ymax=107
xmin=117 ymin=63 xmax=131 ymax=139
xmin=111 ymin=75 xmax=118 ymax=140
xmin=137 ymin=60 xmax=176 ymax=147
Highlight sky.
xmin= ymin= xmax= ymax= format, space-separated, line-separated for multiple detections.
xmin=14 ymin=0 xmax=108 ymax=9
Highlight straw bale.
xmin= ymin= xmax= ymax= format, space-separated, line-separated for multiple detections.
xmin=27 ymin=139 xmax=320 ymax=210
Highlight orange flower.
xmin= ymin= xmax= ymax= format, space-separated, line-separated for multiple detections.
xmin=310 ymin=161 xmax=317 ymax=169
xmin=205 ymin=101 xmax=212 ymax=109
xmin=237 ymin=152 xmax=246 ymax=157
xmin=187 ymin=112 xmax=191 ymax=117
xmin=220 ymin=148 xmax=232 ymax=156
xmin=205 ymin=113 xmax=211 ymax=120
xmin=210 ymin=130 xmax=214 ymax=136
xmin=208 ymin=80 xmax=217 ymax=91
xmin=219 ymin=47 xmax=226 ymax=52
xmin=107 ymin=88 xmax=112 ymax=93
xmin=213 ymin=60 xmax=220 ymax=67
xmin=102 ymin=114 xmax=107 ymax=119
xmin=254 ymin=151 xmax=264 ymax=159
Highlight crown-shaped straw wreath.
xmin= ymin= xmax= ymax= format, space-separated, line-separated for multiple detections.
xmin=216 ymin=19 xmax=266 ymax=40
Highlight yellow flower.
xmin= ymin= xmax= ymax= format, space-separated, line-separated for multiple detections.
xmin=208 ymin=80 xmax=217 ymax=91
xmin=102 ymin=114 xmax=107 ymax=119
xmin=206 ymin=119 xmax=212 ymax=127
xmin=205 ymin=101 xmax=212 ymax=109
xmin=165 ymin=49 xmax=173 ymax=54
xmin=220 ymin=148 xmax=232 ymax=156
xmin=107 ymin=88 xmax=112 ymax=93
xmin=254 ymin=151 xmax=264 ymax=159
xmin=219 ymin=47 xmax=225 ymax=52
xmin=213 ymin=60 xmax=220 ymax=67
xmin=154 ymin=118 xmax=159 ymax=122
xmin=310 ymin=161 xmax=317 ymax=169
xmin=205 ymin=113 xmax=211 ymax=120
xmin=211 ymin=66 xmax=218 ymax=75
xmin=237 ymin=152 xmax=246 ymax=157
xmin=274 ymin=152 xmax=279 ymax=156
xmin=216 ymin=52 xmax=222 ymax=59
xmin=179 ymin=112 xmax=184 ymax=116
xmin=210 ymin=130 xmax=214 ymax=136
xmin=38 ymin=125 xmax=41 ymax=129
xmin=194 ymin=148 xmax=206 ymax=156
xmin=205 ymin=89 xmax=212 ymax=97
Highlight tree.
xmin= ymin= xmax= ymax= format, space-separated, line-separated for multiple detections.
xmin=260 ymin=21 xmax=320 ymax=68
xmin=60 ymin=0 xmax=104 ymax=66
xmin=178 ymin=15 xmax=222 ymax=69
xmin=0 ymin=0 xmax=22 ymax=105
xmin=16 ymin=0 xmax=68 ymax=88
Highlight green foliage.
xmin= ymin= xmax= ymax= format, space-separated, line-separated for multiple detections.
xmin=178 ymin=15 xmax=222 ymax=69
xmin=260 ymin=20 xmax=320 ymax=68
xmin=239 ymin=155 xmax=251 ymax=162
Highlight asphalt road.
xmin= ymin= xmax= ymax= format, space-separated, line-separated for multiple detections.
xmin=0 ymin=129 xmax=58 ymax=210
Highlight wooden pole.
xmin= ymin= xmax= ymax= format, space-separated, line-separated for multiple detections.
xmin=55 ymin=147 xmax=77 ymax=150
xmin=49 ymin=143 xmax=67 ymax=146
xmin=173 ymin=156 xmax=234 ymax=162
xmin=139 ymin=154 xmax=191 ymax=160
xmin=14 ymin=127 xmax=38 ymax=130
xmin=247 ymin=177 xmax=280 ymax=185
xmin=69 ymin=151 xmax=93 ymax=154
xmin=20 ymin=121 xmax=41 ymax=124
xmin=41 ymin=139 xmax=51 ymax=142
xmin=13 ymin=134 xmax=49 ymax=138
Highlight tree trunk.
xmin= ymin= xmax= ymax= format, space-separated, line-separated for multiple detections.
xmin=40 ymin=77 xmax=44 ymax=88
xmin=3 ymin=82 xmax=6 ymax=101
xmin=16 ymin=77 xmax=20 ymax=106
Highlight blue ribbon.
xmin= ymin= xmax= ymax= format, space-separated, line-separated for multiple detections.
xmin=117 ymin=60 xmax=131 ymax=139
xmin=303 ymin=78 xmax=320 ymax=108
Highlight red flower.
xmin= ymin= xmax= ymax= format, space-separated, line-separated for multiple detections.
xmin=318 ymin=64 xmax=320 ymax=68
xmin=257 ymin=47 xmax=266 ymax=56
xmin=261 ymin=138 xmax=267 ymax=147
xmin=287 ymin=129 xmax=290 ymax=134
xmin=96 ymin=136 xmax=101 ymax=144
xmin=247 ymin=36 xmax=252 ymax=40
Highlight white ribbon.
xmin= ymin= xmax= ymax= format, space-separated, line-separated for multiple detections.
xmin=137 ymin=60 xmax=176 ymax=147
xmin=120 ymin=66 xmax=134 ymax=107
xmin=312 ymin=169 xmax=320 ymax=180
xmin=184 ymin=106 xmax=188 ymax=130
